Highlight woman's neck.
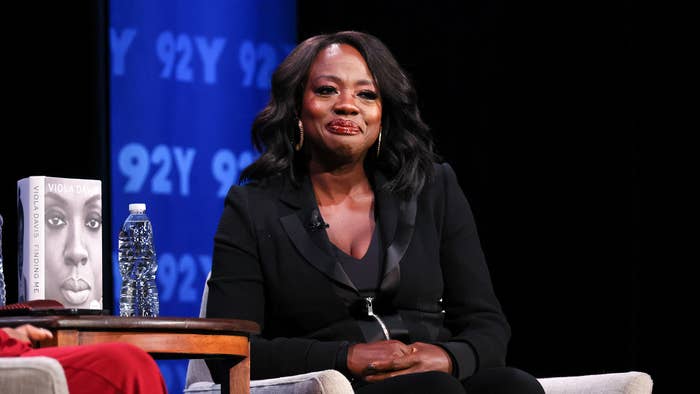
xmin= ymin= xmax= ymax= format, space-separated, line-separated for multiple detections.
xmin=309 ymin=162 xmax=372 ymax=205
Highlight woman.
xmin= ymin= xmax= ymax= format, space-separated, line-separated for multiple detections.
xmin=44 ymin=178 xmax=103 ymax=310
xmin=206 ymin=31 xmax=543 ymax=393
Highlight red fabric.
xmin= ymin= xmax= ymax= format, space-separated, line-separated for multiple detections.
xmin=2 ymin=330 xmax=166 ymax=394
xmin=0 ymin=329 xmax=33 ymax=356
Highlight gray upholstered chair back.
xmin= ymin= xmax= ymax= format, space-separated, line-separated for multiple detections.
xmin=184 ymin=272 xmax=218 ymax=390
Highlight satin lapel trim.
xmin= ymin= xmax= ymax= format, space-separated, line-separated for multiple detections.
xmin=381 ymin=198 xmax=417 ymax=295
xmin=374 ymin=174 xmax=418 ymax=296
xmin=279 ymin=205 xmax=357 ymax=291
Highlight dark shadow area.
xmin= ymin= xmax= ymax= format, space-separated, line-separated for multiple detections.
xmin=0 ymin=1 xmax=111 ymax=308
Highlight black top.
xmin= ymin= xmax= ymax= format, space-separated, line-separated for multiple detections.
xmin=331 ymin=226 xmax=383 ymax=294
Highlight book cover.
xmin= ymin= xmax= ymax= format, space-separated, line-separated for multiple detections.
xmin=17 ymin=176 xmax=103 ymax=310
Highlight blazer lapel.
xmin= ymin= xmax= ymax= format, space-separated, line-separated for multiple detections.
xmin=279 ymin=176 xmax=356 ymax=290
xmin=374 ymin=172 xmax=418 ymax=297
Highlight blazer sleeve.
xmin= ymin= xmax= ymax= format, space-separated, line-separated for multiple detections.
xmin=437 ymin=162 xmax=511 ymax=377
xmin=205 ymin=185 xmax=347 ymax=381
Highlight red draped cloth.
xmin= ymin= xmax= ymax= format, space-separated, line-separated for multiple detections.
xmin=1 ymin=330 xmax=167 ymax=394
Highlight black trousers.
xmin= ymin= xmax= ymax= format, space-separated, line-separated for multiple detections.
xmin=353 ymin=367 xmax=544 ymax=394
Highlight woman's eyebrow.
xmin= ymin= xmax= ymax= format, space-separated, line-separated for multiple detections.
xmin=45 ymin=192 xmax=68 ymax=205
xmin=312 ymin=75 xmax=375 ymax=87
xmin=45 ymin=192 xmax=101 ymax=210
xmin=84 ymin=195 xmax=101 ymax=207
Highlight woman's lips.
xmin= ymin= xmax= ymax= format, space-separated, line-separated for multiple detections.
xmin=61 ymin=278 xmax=91 ymax=305
xmin=62 ymin=289 xmax=90 ymax=305
xmin=326 ymin=119 xmax=361 ymax=135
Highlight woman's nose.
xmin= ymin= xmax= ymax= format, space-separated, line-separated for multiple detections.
xmin=333 ymin=91 xmax=359 ymax=116
xmin=64 ymin=223 xmax=88 ymax=266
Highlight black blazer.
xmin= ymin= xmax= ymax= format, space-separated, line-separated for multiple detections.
xmin=206 ymin=162 xmax=510 ymax=381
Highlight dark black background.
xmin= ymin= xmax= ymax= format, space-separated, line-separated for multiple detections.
xmin=1 ymin=0 xmax=669 ymax=391
xmin=1 ymin=1 xmax=111 ymax=310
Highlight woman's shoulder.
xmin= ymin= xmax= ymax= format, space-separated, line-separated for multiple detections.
xmin=224 ymin=173 xmax=288 ymax=202
xmin=427 ymin=161 xmax=459 ymax=189
xmin=433 ymin=160 xmax=456 ymax=174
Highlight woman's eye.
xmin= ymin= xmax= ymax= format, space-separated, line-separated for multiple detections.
xmin=315 ymin=86 xmax=337 ymax=96
xmin=358 ymin=90 xmax=379 ymax=100
xmin=47 ymin=215 xmax=67 ymax=228
xmin=85 ymin=218 xmax=102 ymax=231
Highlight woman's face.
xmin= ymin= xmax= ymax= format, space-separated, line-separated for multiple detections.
xmin=44 ymin=179 xmax=102 ymax=309
xmin=300 ymin=43 xmax=382 ymax=165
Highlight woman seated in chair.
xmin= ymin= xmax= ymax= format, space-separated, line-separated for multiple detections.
xmin=206 ymin=30 xmax=543 ymax=394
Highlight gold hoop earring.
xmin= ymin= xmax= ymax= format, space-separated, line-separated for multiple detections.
xmin=376 ymin=129 xmax=382 ymax=158
xmin=295 ymin=120 xmax=304 ymax=151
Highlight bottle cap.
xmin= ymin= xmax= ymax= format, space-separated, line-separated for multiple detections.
xmin=129 ymin=203 xmax=146 ymax=213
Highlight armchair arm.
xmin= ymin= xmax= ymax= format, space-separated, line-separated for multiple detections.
xmin=184 ymin=368 xmax=353 ymax=394
xmin=0 ymin=356 xmax=69 ymax=394
xmin=537 ymin=371 xmax=653 ymax=394
xmin=250 ymin=370 xmax=353 ymax=394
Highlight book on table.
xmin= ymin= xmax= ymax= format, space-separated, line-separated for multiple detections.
xmin=17 ymin=176 xmax=103 ymax=311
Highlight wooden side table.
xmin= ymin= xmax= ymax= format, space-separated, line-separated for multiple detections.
xmin=0 ymin=315 xmax=260 ymax=394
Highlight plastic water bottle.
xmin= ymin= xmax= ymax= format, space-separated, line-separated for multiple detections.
xmin=0 ymin=213 xmax=6 ymax=306
xmin=118 ymin=203 xmax=159 ymax=317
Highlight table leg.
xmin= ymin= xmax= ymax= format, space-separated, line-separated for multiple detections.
xmin=229 ymin=353 xmax=250 ymax=394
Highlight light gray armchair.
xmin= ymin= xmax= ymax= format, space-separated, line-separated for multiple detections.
xmin=184 ymin=274 xmax=653 ymax=394
xmin=0 ymin=356 xmax=69 ymax=394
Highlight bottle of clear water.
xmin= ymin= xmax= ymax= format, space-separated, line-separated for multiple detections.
xmin=118 ymin=203 xmax=159 ymax=317
xmin=0 ymin=213 xmax=6 ymax=306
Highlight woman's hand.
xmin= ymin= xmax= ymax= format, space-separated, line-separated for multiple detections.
xmin=1 ymin=324 xmax=53 ymax=343
xmin=361 ymin=342 xmax=453 ymax=382
xmin=347 ymin=340 xmax=413 ymax=377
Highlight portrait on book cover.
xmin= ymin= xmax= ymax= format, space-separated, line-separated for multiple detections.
xmin=43 ymin=177 xmax=103 ymax=309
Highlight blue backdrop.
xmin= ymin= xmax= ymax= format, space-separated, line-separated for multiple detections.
xmin=109 ymin=1 xmax=295 ymax=392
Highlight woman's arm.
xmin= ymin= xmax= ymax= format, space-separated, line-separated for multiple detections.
xmin=437 ymin=162 xmax=511 ymax=378
xmin=205 ymin=185 xmax=348 ymax=380
xmin=1 ymin=324 xmax=54 ymax=356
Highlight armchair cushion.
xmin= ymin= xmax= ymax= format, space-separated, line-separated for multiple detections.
xmin=0 ymin=356 xmax=70 ymax=394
